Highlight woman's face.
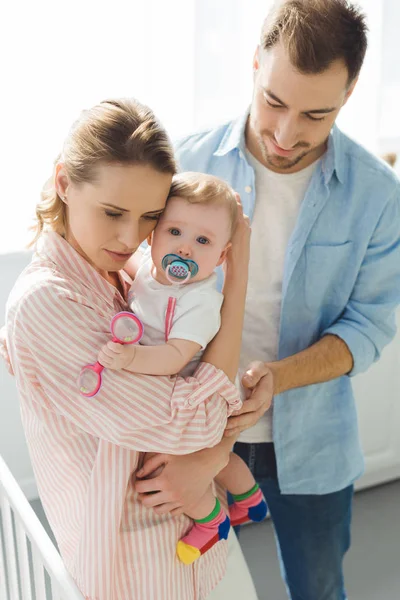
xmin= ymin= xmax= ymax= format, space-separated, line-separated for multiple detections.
xmin=56 ymin=163 xmax=172 ymax=275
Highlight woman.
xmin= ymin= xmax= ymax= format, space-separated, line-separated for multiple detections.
xmin=1 ymin=98 xmax=255 ymax=599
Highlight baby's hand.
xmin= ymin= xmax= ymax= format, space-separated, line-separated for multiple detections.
xmin=98 ymin=341 xmax=135 ymax=370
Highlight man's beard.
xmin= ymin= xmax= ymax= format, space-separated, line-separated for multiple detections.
xmin=257 ymin=131 xmax=313 ymax=170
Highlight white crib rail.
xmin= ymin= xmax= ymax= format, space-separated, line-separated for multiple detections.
xmin=0 ymin=455 xmax=84 ymax=600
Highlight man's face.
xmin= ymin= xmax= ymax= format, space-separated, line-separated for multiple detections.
xmin=247 ymin=41 xmax=355 ymax=173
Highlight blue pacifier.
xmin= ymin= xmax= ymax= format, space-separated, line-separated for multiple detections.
xmin=162 ymin=253 xmax=199 ymax=284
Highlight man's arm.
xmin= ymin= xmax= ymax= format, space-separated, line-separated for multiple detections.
xmin=227 ymin=183 xmax=400 ymax=434
xmin=223 ymin=335 xmax=352 ymax=437
xmin=266 ymin=334 xmax=353 ymax=395
xmin=323 ymin=186 xmax=400 ymax=376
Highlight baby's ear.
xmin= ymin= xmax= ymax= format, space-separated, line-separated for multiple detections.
xmin=146 ymin=233 xmax=153 ymax=246
xmin=216 ymin=242 xmax=232 ymax=266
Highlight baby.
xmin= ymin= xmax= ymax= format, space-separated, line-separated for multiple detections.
xmin=98 ymin=172 xmax=267 ymax=565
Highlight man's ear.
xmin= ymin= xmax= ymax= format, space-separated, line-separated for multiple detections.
xmin=253 ymin=45 xmax=261 ymax=75
xmin=216 ymin=242 xmax=232 ymax=266
xmin=343 ymin=76 xmax=358 ymax=107
xmin=55 ymin=163 xmax=70 ymax=203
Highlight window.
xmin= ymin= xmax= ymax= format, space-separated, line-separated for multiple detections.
xmin=0 ymin=0 xmax=394 ymax=253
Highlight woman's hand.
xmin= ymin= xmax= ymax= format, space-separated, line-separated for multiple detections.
xmin=134 ymin=447 xmax=229 ymax=516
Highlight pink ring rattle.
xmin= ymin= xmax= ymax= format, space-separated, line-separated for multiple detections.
xmin=78 ymin=311 xmax=144 ymax=398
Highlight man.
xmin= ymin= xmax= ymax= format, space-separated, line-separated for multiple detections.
xmin=171 ymin=1 xmax=400 ymax=598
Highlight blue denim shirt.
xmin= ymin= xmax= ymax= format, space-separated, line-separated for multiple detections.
xmin=174 ymin=113 xmax=400 ymax=494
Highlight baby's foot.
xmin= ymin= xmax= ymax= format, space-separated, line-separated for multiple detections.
xmin=229 ymin=484 xmax=267 ymax=527
xmin=176 ymin=499 xmax=230 ymax=565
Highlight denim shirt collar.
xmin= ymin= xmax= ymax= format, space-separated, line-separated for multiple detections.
xmin=214 ymin=109 xmax=345 ymax=185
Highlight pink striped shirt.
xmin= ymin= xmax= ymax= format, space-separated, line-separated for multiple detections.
xmin=2 ymin=232 xmax=242 ymax=600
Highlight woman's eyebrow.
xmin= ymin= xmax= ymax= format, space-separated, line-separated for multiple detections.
xmin=144 ymin=208 xmax=165 ymax=216
xmin=101 ymin=202 xmax=129 ymax=213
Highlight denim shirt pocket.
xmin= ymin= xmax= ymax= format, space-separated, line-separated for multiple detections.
xmin=304 ymin=241 xmax=355 ymax=312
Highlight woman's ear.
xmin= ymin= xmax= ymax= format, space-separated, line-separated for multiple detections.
xmin=55 ymin=164 xmax=70 ymax=203
xmin=216 ymin=242 xmax=232 ymax=266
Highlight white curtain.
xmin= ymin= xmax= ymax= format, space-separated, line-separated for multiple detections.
xmin=379 ymin=0 xmax=400 ymax=155
xmin=336 ymin=0 xmax=384 ymax=151
xmin=0 ymin=0 xmax=393 ymax=253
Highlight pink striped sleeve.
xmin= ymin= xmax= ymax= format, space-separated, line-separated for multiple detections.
xmin=15 ymin=282 xmax=241 ymax=453
xmin=177 ymin=363 xmax=242 ymax=416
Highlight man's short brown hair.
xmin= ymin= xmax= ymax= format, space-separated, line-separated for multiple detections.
xmin=261 ymin=0 xmax=368 ymax=84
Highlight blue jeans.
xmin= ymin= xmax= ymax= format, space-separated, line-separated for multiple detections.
xmin=233 ymin=442 xmax=353 ymax=600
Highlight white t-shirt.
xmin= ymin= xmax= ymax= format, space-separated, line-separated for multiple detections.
xmin=128 ymin=254 xmax=223 ymax=378
xmin=238 ymin=150 xmax=321 ymax=444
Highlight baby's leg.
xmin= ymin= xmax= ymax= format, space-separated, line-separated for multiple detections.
xmin=216 ymin=452 xmax=268 ymax=527
xmin=176 ymin=486 xmax=230 ymax=565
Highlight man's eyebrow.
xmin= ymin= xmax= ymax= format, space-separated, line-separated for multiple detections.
xmin=264 ymin=88 xmax=337 ymax=115
xmin=265 ymin=89 xmax=288 ymax=107
xmin=305 ymin=106 xmax=337 ymax=115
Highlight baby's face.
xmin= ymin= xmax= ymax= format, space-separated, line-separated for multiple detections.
xmin=150 ymin=196 xmax=232 ymax=283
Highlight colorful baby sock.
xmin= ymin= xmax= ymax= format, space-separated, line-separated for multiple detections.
xmin=176 ymin=498 xmax=230 ymax=565
xmin=229 ymin=483 xmax=268 ymax=527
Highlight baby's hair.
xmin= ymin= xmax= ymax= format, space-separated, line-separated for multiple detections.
xmin=168 ymin=172 xmax=238 ymax=237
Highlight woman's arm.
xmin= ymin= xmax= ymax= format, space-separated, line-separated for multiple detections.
xmin=202 ymin=202 xmax=250 ymax=380
xmin=0 ymin=326 xmax=13 ymax=375
xmin=8 ymin=281 xmax=241 ymax=456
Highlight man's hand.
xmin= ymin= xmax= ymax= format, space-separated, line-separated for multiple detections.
xmin=134 ymin=446 xmax=229 ymax=516
xmin=224 ymin=361 xmax=274 ymax=437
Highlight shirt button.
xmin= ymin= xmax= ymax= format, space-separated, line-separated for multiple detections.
xmin=245 ymin=185 xmax=252 ymax=193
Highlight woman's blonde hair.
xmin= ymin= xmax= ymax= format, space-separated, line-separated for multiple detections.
xmin=31 ymin=98 xmax=177 ymax=246
xmin=168 ymin=172 xmax=238 ymax=237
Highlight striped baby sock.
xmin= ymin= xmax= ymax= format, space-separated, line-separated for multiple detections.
xmin=176 ymin=498 xmax=230 ymax=565
xmin=229 ymin=483 xmax=268 ymax=527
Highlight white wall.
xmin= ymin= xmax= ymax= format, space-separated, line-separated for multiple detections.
xmin=352 ymin=311 xmax=400 ymax=490
xmin=1 ymin=253 xmax=400 ymax=500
